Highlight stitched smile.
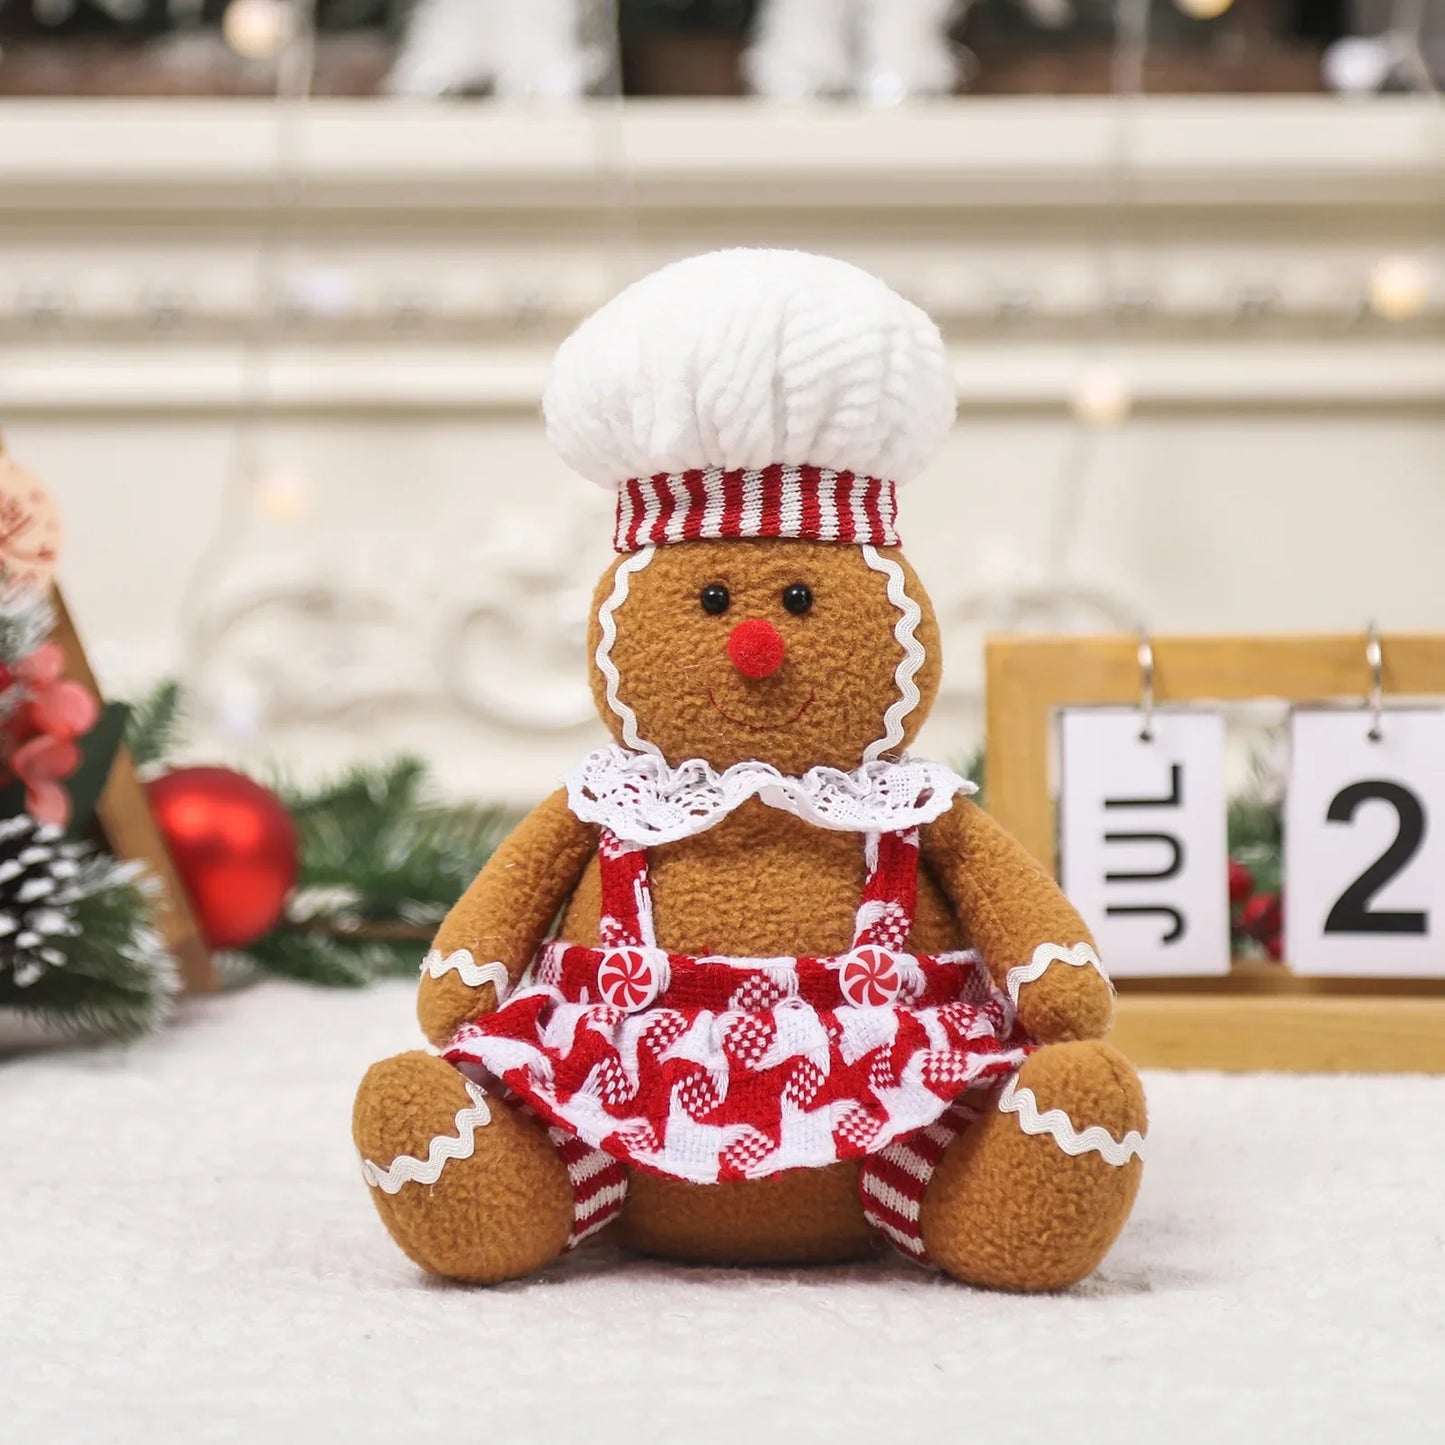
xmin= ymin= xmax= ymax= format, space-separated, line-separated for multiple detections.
xmin=708 ymin=689 xmax=816 ymax=732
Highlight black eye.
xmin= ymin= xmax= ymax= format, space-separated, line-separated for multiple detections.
xmin=699 ymin=583 xmax=730 ymax=615
xmin=782 ymin=583 xmax=813 ymax=616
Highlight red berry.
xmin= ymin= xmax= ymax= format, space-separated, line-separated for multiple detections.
xmin=1228 ymin=859 xmax=1254 ymax=905
xmin=1240 ymin=891 xmax=1282 ymax=940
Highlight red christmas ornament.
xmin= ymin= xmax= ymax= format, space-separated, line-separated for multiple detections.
xmin=147 ymin=766 xmax=298 ymax=949
xmin=1228 ymin=859 xmax=1254 ymax=906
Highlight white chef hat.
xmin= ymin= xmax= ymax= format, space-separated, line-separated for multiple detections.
xmin=542 ymin=249 xmax=956 ymax=552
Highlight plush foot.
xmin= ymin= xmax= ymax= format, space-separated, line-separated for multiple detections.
xmin=353 ymin=1051 xmax=574 ymax=1283
xmin=919 ymin=1040 xmax=1146 ymax=1291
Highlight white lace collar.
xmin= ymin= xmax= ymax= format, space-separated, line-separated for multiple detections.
xmin=565 ymin=744 xmax=975 ymax=846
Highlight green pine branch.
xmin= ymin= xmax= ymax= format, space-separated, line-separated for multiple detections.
xmin=237 ymin=756 xmax=519 ymax=986
xmin=116 ymin=682 xmax=525 ymax=991
xmin=125 ymin=679 xmax=186 ymax=770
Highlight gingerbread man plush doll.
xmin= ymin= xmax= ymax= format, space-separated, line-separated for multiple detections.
xmin=353 ymin=249 xmax=1147 ymax=1289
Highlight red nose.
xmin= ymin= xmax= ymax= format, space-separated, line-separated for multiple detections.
xmin=727 ymin=618 xmax=787 ymax=679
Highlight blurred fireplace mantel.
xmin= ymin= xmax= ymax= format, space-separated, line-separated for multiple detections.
xmin=1 ymin=97 xmax=1442 ymax=801
xmin=1 ymin=97 xmax=1442 ymax=415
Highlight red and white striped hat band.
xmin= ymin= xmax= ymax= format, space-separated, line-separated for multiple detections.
xmin=613 ymin=465 xmax=900 ymax=553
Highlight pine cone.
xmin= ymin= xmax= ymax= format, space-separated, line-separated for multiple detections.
xmin=0 ymin=814 xmax=83 ymax=987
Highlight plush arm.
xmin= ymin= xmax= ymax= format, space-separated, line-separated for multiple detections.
xmin=920 ymin=796 xmax=1113 ymax=1043
xmin=417 ymin=787 xmax=596 ymax=1048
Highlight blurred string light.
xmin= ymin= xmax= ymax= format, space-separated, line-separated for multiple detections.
xmin=951 ymin=0 xmax=1147 ymax=660
xmin=1368 ymin=254 xmax=1433 ymax=321
xmin=283 ymin=264 xmax=357 ymax=319
xmin=1171 ymin=0 xmax=1233 ymax=18
xmin=1040 ymin=0 xmax=1144 ymax=616
xmin=178 ymin=0 xmax=319 ymax=738
xmin=176 ymin=0 xmax=632 ymax=737
xmin=253 ymin=467 xmax=311 ymax=523
xmin=167 ymin=0 xmax=1438 ymax=734
xmin=1329 ymin=0 xmax=1444 ymax=325
xmin=1070 ymin=366 xmax=1133 ymax=429
xmin=1060 ymin=0 xmax=1145 ymax=446
xmin=222 ymin=0 xmax=296 ymax=61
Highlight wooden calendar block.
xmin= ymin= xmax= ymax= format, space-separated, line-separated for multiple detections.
xmin=985 ymin=632 xmax=1445 ymax=1074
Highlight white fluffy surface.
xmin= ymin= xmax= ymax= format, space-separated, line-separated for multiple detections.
xmin=3 ymin=978 xmax=1443 ymax=1444
xmin=543 ymin=249 xmax=957 ymax=488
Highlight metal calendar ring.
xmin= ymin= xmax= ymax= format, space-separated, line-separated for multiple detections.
xmin=1366 ymin=621 xmax=1384 ymax=743
xmin=1137 ymin=629 xmax=1155 ymax=743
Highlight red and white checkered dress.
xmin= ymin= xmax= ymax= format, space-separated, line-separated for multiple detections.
xmin=445 ymin=826 xmax=1034 ymax=1197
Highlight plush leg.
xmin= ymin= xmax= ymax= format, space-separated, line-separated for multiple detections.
xmin=918 ymin=1041 xmax=1147 ymax=1291
xmin=353 ymin=1051 xmax=575 ymax=1284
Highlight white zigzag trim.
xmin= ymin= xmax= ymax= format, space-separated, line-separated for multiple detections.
xmin=359 ymin=1082 xmax=492 ymax=1194
xmin=997 ymin=1074 xmax=1145 ymax=1166
xmin=421 ymin=948 xmax=512 ymax=1004
xmin=860 ymin=544 xmax=926 ymax=764
xmin=594 ymin=545 xmax=661 ymax=756
xmin=1003 ymin=940 xmax=1111 ymax=1006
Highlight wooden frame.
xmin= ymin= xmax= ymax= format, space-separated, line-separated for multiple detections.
xmin=985 ymin=633 xmax=1445 ymax=1073
xmin=52 ymin=591 xmax=216 ymax=994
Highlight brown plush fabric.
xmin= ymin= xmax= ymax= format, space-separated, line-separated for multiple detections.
xmin=922 ymin=798 xmax=1114 ymax=1043
xmin=587 ymin=541 xmax=942 ymax=773
xmin=920 ymin=1041 xmax=1147 ymax=1291
xmin=559 ymin=799 xmax=962 ymax=958
xmin=353 ymin=1051 xmax=574 ymax=1284
xmin=356 ymin=534 xmax=1145 ymax=1289
xmin=418 ymin=787 xmax=596 ymax=1048
xmin=620 ymin=1163 xmax=877 ymax=1266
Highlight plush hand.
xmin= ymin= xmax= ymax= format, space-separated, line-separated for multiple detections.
xmin=414 ymin=788 xmax=596 ymax=1050
xmin=921 ymin=797 xmax=1114 ymax=1044
xmin=417 ymin=968 xmax=502 ymax=1050
xmin=1009 ymin=949 xmax=1113 ymax=1043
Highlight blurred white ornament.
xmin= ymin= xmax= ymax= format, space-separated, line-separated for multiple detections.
xmin=862 ymin=71 xmax=910 ymax=107
xmin=859 ymin=0 xmax=958 ymax=102
xmin=1070 ymin=368 xmax=1133 ymax=428
xmin=386 ymin=0 xmax=606 ymax=99
xmin=1172 ymin=0 xmax=1233 ymax=18
xmin=1020 ymin=0 xmax=1073 ymax=29
xmin=1368 ymin=255 xmax=1432 ymax=322
xmin=743 ymin=0 xmax=854 ymax=98
xmin=746 ymin=0 xmax=959 ymax=102
xmin=1322 ymin=36 xmax=1395 ymax=95
xmin=254 ymin=469 xmax=311 ymax=524
xmin=222 ymin=0 xmax=294 ymax=60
